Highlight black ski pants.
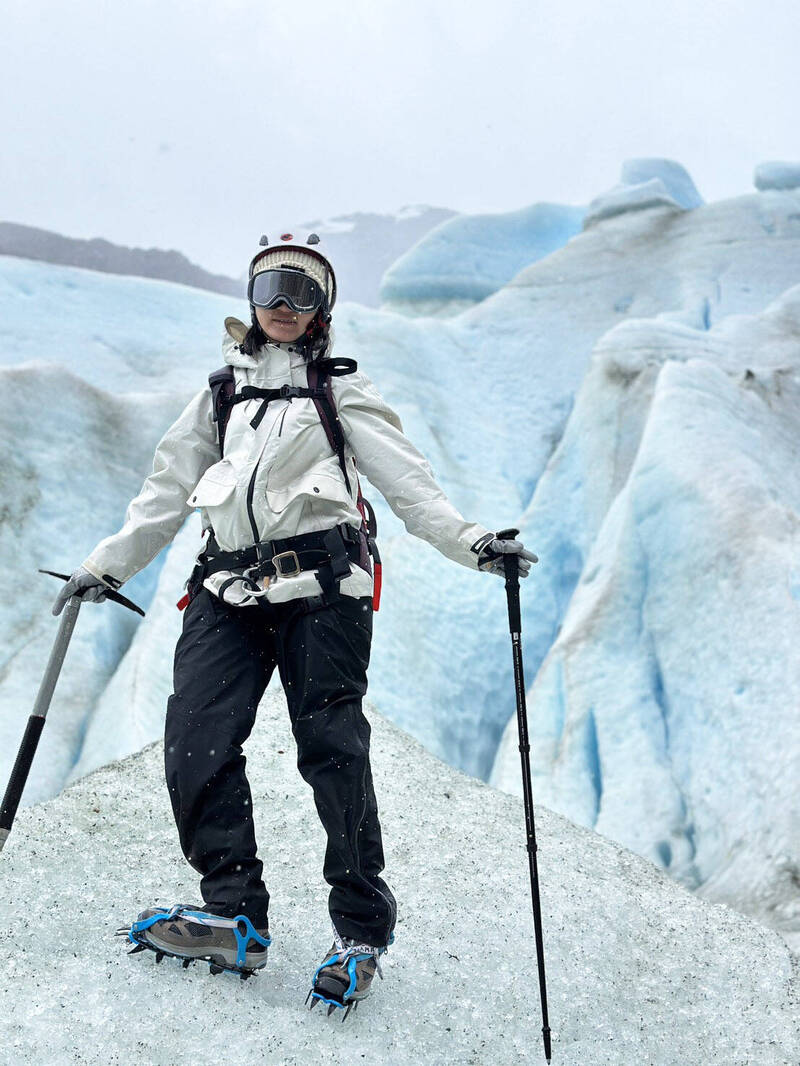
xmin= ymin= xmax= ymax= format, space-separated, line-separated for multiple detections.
xmin=164 ymin=585 xmax=396 ymax=948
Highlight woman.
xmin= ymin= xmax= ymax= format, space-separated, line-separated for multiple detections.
xmin=53 ymin=232 xmax=538 ymax=1014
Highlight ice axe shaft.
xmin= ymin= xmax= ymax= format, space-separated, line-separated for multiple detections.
xmin=0 ymin=596 xmax=81 ymax=854
xmin=496 ymin=527 xmax=552 ymax=1063
xmin=1 ymin=572 xmax=145 ymax=856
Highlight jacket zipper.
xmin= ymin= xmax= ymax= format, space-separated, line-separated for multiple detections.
xmin=245 ymin=399 xmax=290 ymax=545
xmin=245 ymin=462 xmax=261 ymax=545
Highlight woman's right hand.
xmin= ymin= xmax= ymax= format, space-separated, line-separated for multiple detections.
xmin=52 ymin=567 xmax=110 ymax=616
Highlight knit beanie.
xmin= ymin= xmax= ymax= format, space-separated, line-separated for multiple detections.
xmin=250 ymin=245 xmax=336 ymax=310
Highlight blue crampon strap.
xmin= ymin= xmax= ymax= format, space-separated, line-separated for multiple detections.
xmin=232 ymin=913 xmax=272 ymax=968
xmin=344 ymin=955 xmax=364 ymax=1000
xmin=310 ymin=990 xmax=350 ymax=1011
xmin=129 ymin=904 xmax=184 ymax=941
xmin=312 ymin=953 xmax=344 ymax=986
xmin=311 ymin=930 xmax=396 ymax=1004
xmin=128 ymin=906 xmax=272 ymax=968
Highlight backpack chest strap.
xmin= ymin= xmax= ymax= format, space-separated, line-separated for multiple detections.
xmin=232 ymin=384 xmax=327 ymax=431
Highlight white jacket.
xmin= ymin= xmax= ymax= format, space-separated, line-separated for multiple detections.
xmin=83 ymin=319 xmax=494 ymax=605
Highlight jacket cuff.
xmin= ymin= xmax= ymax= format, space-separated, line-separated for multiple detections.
xmin=82 ymin=559 xmax=123 ymax=589
xmin=468 ymin=531 xmax=496 ymax=560
xmin=460 ymin=528 xmax=495 ymax=570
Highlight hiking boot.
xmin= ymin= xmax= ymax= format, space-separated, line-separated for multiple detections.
xmin=307 ymin=925 xmax=393 ymax=1014
xmin=130 ymin=904 xmax=271 ymax=971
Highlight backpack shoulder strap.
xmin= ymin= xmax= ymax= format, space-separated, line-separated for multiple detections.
xmin=208 ymin=365 xmax=236 ymax=458
xmin=307 ymin=359 xmax=356 ymax=496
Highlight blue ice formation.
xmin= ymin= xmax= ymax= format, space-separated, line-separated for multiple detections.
xmin=379 ymin=202 xmax=585 ymax=309
xmin=753 ymin=160 xmax=800 ymax=191
xmin=2 ymin=172 xmax=800 ymax=951
xmin=584 ymin=157 xmax=703 ymax=228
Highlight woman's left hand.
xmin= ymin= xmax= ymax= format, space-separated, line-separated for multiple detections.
xmin=476 ymin=536 xmax=539 ymax=578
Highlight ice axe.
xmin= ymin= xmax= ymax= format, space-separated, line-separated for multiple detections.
xmin=0 ymin=570 xmax=145 ymax=856
xmin=496 ymin=527 xmax=552 ymax=1062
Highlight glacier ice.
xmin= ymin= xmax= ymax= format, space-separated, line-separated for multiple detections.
xmin=0 ymin=360 xmax=191 ymax=803
xmin=754 ymin=160 xmax=800 ymax=191
xmin=583 ymin=157 xmax=703 ymax=229
xmin=618 ymin=158 xmax=704 ymax=208
xmin=491 ymin=284 xmax=800 ymax=946
xmin=2 ymin=169 xmax=800 ymax=952
xmin=379 ymin=201 xmax=585 ymax=313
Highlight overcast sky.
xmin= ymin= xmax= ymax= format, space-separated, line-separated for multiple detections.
xmin=2 ymin=0 xmax=797 ymax=277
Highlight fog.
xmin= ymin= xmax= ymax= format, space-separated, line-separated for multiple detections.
xmin=1 ymin=0 xmax=796 ymax=275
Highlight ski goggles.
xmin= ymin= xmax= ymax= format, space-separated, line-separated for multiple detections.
xmin=248 ymin=268 xmax=325 ymax=314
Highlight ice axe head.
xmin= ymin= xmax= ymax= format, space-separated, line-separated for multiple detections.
xmin=39 ymin=570 xmax=146 ymax=617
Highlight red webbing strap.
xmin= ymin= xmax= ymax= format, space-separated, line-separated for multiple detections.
xmin=372 ymin=563 xmax=382 ymax=612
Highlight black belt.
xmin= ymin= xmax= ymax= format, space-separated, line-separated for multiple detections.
xmin=198 ymin=523 xmax=362 ymax=584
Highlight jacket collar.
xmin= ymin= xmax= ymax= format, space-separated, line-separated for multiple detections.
xmin=221 ymin=317 xmax=336 ymax=370
xmin=222 ymin=334 xmax=303 ymax=370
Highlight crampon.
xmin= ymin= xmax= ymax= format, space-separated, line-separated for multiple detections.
xmin=115 ymin=904 xmax=271 ymax=981
xmin=305 ymin=929 xmax=394 ymax=1021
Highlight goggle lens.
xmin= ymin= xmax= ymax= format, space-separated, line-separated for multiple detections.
xmin=249 ymin=269 xmax=323 ymax=313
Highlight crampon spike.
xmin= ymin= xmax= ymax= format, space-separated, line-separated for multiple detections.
xmin=154 ymin=951 xmax=165 ymax=963
xmin=182 ymin=958 xmax=192 ymax=969
xmin=327 ymin=1004 xmax=337 ymax=1017
xmin=127 ymin=943 xmax=147 ymax=955
xmin=341 ymin=1003 xmax=353 ymax=1022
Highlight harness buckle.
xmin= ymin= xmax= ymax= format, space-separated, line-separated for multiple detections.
xmin=272 ymin=549 xmax=302 ymax=577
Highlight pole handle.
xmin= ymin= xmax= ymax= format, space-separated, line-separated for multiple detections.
xmin=497 ymin=528 xmax=522 ymax=634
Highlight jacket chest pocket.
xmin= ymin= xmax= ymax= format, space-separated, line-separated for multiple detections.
xmin=187 ymin=460 xmax=238 ymax=508
xmin=266 ymin=456 xmax=353 ymax=515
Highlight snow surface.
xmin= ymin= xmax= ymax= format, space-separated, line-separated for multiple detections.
xmin=1 ymin=694 xmax=797 ymax=1065
xmin=379 ymin=202 xmax=585 ymax=312
xmin=490 ymin=284 xmax=800 ymax=949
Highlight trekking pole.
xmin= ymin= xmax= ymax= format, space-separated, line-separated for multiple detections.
xmin=496 ymin=527 xmax=552 ymax=1063
xmin=0 ymin=570 xmax=144 ymax=857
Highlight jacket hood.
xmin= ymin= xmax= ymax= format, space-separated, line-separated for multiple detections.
xmin=221 ymin=316 xmax=336 ymax=369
